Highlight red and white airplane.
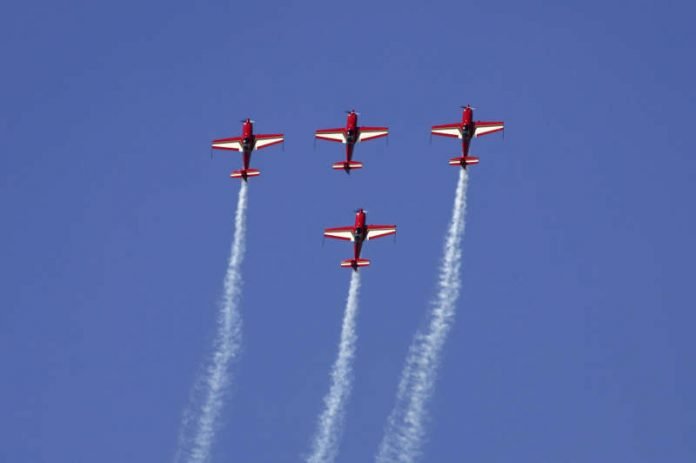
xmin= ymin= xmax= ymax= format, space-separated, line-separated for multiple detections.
xmin=324 ymin=208 xmax=396 ymax=271
xmin=431 ymin=105 xmax=504 ymax=168
xmin=315 ymin=110 xmax=388 ymax=173
xmin=211 ymin=119 xmax=284 ymax=181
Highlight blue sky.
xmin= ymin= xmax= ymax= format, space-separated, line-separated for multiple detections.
xmin=1 ymin=0 xmax=695 ymax=461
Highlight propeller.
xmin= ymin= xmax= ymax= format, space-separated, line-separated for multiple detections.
xmin=461 ymin=104 xmax=476 ymax=110
xmin=345 ymin=109 xmax=359 ymax=115
xmin=240 ymin=118 xmax=256 ymax=124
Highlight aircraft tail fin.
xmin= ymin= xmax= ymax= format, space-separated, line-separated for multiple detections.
xmin=332 ymin=161 xmax=363 ymax=172
xmin=340 ymin=258 xmax=370 ymax=270
xmin=448 ymin=156 xmax=479 ymax=167
xmin=230 ymin=168 xmax=261 ymax=180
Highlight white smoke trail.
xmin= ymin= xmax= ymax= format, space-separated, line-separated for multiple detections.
xmin=306 ymin=271 xmax=362 ymax=463
xmin=376 ymin=169 xmax=469 ymax=463
xmin=175 ymin=182 xmax=249 ymax=463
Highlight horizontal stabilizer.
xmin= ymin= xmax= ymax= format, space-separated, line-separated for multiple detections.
xmin=340 ymin=258 xmax=370 ymax=269
xmin=332 ymin=161 xmax=363 ymax=171
xmin=230 ymin=168 xmax=261 ymax=179
xmin=448 ymin=156 xmax=479 ymax=167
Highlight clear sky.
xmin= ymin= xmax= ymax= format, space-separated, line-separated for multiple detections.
xmin=1 ymin=0 xmax=695 ymax=462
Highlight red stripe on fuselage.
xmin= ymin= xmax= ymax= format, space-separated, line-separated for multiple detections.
xmin=353 ymin=209 xmax=367 ymax=261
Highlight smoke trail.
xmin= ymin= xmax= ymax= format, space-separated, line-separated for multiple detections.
xmin=175 ymin=182 xmax=249 ymax=463
xmin=306 ymin=271 xmax=362 ymax=463
xmin=376 ymin=169 xmax=469 ymax=463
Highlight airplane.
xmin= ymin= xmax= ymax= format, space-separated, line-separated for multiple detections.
xmin=431 ymin=105 xmax=504 ymax=169
xmin=211 ymin=118 xmax=284 ymax=181
xmin=324 ymin=208 xmax=396 ymax=271
xmin=315 ymin=110 xmax=389 ymax=173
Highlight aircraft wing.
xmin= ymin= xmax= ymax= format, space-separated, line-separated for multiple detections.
xmin=431 ymin=123 xmax=462 ymax=139
xmin=324 ymin=226 xmax=354 ymax=241
xmin=254 ymin=134 xmax=284 ymax=150
xmin=366 ymin=225 xmax=396 ymax=240
xmin=315 ymin=128 xmax=346 ymax=143
xmin=358 ymin=127 xmax=389 ymax=142
xmin=474 ymin=121 xmax=504 ymax=137
xmin=212 ymin=136 xmax=243 ymax=151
